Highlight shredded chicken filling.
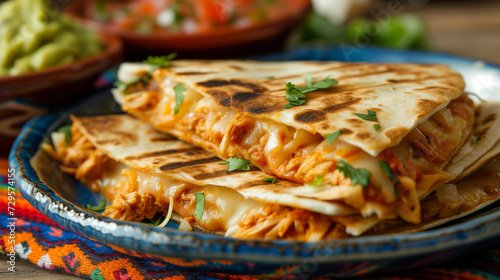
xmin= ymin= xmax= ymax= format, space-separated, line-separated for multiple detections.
xmin=118 ymin=73 xmax=474 ymax=224
xmin=43 ymin=128 xmax=368 ymax=241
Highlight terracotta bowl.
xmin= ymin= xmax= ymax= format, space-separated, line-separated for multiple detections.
xmin=64 ymin=0 xmax=311 ymax=59
xmin=0 ymin=34 xmax=123 ymax=157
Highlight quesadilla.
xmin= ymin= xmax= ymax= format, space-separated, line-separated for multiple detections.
xmin=41 ymin=113 xmax=500 ymax=241
xmin=112 ymin=60 xmax=477 ymax=226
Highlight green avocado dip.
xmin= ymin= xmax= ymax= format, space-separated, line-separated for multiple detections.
xmin=0 ymin=0 xmax=102 ymax=77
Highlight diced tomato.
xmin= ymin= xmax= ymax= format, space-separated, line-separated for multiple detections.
xmin=135 ymin=0 xmax=157 ymax=16
xmin=195 ymin=0 xmax=230 ymax=25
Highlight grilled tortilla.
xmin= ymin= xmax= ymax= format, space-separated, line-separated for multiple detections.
xmin=113 ymin=60 xmax=476 ymax=225
xmin=41 ymin=114 xmax=500 ymax=241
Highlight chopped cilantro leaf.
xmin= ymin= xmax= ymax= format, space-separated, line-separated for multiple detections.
xmin=220 ymin=157 xmax=251 ymax=171
xmin=194 ymin=192 xmax=205 ymax=220
xmin=145 ymin=217 xmax=163 ymax=226
xmin=143 ymin=53 xmax=177 ymax=69
xmin=355 ymin=110 xmax=377 ymax=121
xmin=116 ymin=53 xmax=177 ymax=93
xmin=114 ymin=76 xmax=143 ymax=92
xmin=336 ymin=159 xmax=371 ymax=189
xmin=374 ymin=124 xmax=381 ymax=131
xmin=284 ymin=75 xmax=338 ymax=108
xmin=297 ymin=76 xmax=338 ymax=94
xmin=58 ymin=125 xmax=72 ymax=146
xmin=85 ymin=199 xmax=107 ymax=212
xmin=284 ymin=82 xmax=307 ymax=108
xmin=325 ymin=130 xmax=342 ymax=144
xmin=173 ymin=83 xmax=186 ymax=114
xmin=263 ymin=177 xmax=277 ymax=183
xmin=303 ymin=73 xmax=313 ymax=87
xmin=310 ymin=174 xmax=324 ymax=186
xmin=379 ymin=161 xmax=401 ymax=185
xmin=471 ymin=136 xmax=479 ymax=144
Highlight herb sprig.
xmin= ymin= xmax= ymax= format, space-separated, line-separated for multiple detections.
xmin=194 ymin=192 xmax=205 ymax=220
xmin=85 ymin=199 xmax=107 ymax=212
xmin=379 ymin=161 xmax=400 ymax=197
xmin=336 ymin=159 xmax=371 ymax=189
xmin=284 ymin=74 xmax=338 ymax=108
xmin=220 ymin=157 xmax=251 ymax=171
xmin=325 ymin=130 xmax=342 ymax=144
xmin=115 ymin=53 xmax=177 ymax=92
xmin=173 ymin=83 xmax=186 ymax=114
xmin=355 ymin=110 xmax=377 ymax=121
xmin=58 ymin=125 xmax=72 ymax=146
xmin=263 ymin=177 xmax=277 ymax=183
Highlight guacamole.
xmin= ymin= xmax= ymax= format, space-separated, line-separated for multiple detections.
xmin=0 ymin=0 xmax=102 ymax=76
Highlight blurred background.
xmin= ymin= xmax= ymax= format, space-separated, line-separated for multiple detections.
xmin=0 ymin=0 xmax=499 ymax=156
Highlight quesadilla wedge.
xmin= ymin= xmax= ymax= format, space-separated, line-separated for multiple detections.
xmin=112 ymin=60 xmax=477 ymax=225
xmin=41 ymin=113 xmax=500 ymax=241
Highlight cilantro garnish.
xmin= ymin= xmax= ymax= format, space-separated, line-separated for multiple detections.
xmin=355 ymin=110 xmax=377 ymax=121
xmin=379 ymin=161 xmax=400 ymax=197
xmin=325 ymin=130 xmax=342 ymax=144
xmin=298 ymin=75 xmax=338 ymax=94
xmin=85 ymin=199 xmax=107 ymax=212
xmin=115 ymin=53 xmax=177 ymax=93
xmin=58 ymin=125 xmax=72 ymax=146
xmin=263 ymin=177 xmax=277 ymax=183
xmin=379 ymin=161 xmax=401 ymax=185
xmin=303 ymin=73 xmax=313 ymax=87
xmin=173 ymin=83 xmax=186 ymax=114
xmin=309 ymin=174 xmax=324 ymax=187
xmin=194 ymin=192 xmax=205 ymax=220
xmin=144 ymin=53 xmax=177 ymax=70
xmin=374 ymin=124 xmax=381 ymax=131
xmin=336 ymin=159 xmax=371 ymax=189
xmin=283 ymin=75 xmax=338 ymax=108
xmin=146 ymin=216 xmax=163 ymax=226
xmin=283 ymin=82 xmax=307 ymax=108
xmin=220 ymin=157 xmax=251 ymax=171
xmin=471 ymin=136 xmax=479 ymax=144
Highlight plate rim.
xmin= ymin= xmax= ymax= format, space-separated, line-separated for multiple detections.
xmin=9 ymin=46 xmax=500 ymax=264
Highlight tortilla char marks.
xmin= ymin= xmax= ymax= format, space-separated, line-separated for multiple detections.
xmin=232 ymin=92 xmax=260 ymax=103
xmin=193 ymin=170 xmax=230 ymax=180
xmin=197 ymin=79 xmax=266 ymax=93
xmin=149 ymin=136 xmax=177 ymax=142
xmin=345 ymin=118 xmax=365 ymax=126
xmin=383 ymin=127 xmax=408 ymax=142
xmin=75 ymin=115 xmax=122 ymax=134
xmin=233 ymin=179 xmax=285 ymax=191
xmin=159 ymin=156 xmax=221 ymax=171
xmin=206 ymin=90 xmax=231 ymax=106
xmin=294 ymin=110 xmax=326 ymax=123
xmin=94 ymin=131 xmax=136 ymax=146
xmin=340 ymin=128 xmax=353 ymax=135
xmin=192 ymin=169 xmax=259 ymax=181
xmin=95 ymin=139 xmax=123 ymax=146
xmin=481 ymin=113 xmax=496 ymax=125
xmin=415 ymin=99 xmax=444 ymax=117
xmin=246 ymin=103 xmax=284 ymax=114
xmin=323 ymin=97 xmax=362 ymax=113
xmin=355 ymin=132 xmax=371 ymax=140
xmin=125 ymin=147 xmax=202 ymax=160
xmin=176 ymin=71 xmax=215 ymax=75
xmin=415 ymin=86 xmax=456 ymax=96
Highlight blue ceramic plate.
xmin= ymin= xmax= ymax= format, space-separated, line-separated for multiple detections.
xmin=9 ymin=47 xmax=500 ymax=278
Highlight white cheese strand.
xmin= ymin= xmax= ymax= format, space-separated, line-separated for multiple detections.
xmin=158 ymin=196 xmax=174 ymax=228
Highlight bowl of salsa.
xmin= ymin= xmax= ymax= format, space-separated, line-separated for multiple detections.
xmin=64 ymin=0 xmax=311 ymax=58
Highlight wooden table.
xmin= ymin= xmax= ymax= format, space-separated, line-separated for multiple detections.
xmin=2 ymin=1 xmax=499 ymax=279
xmin=413 ymin=0 xmax=500 ymax=65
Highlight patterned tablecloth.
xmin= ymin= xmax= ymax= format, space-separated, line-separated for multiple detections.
xmin=2 ymin=157 xmax=500 ymax=280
